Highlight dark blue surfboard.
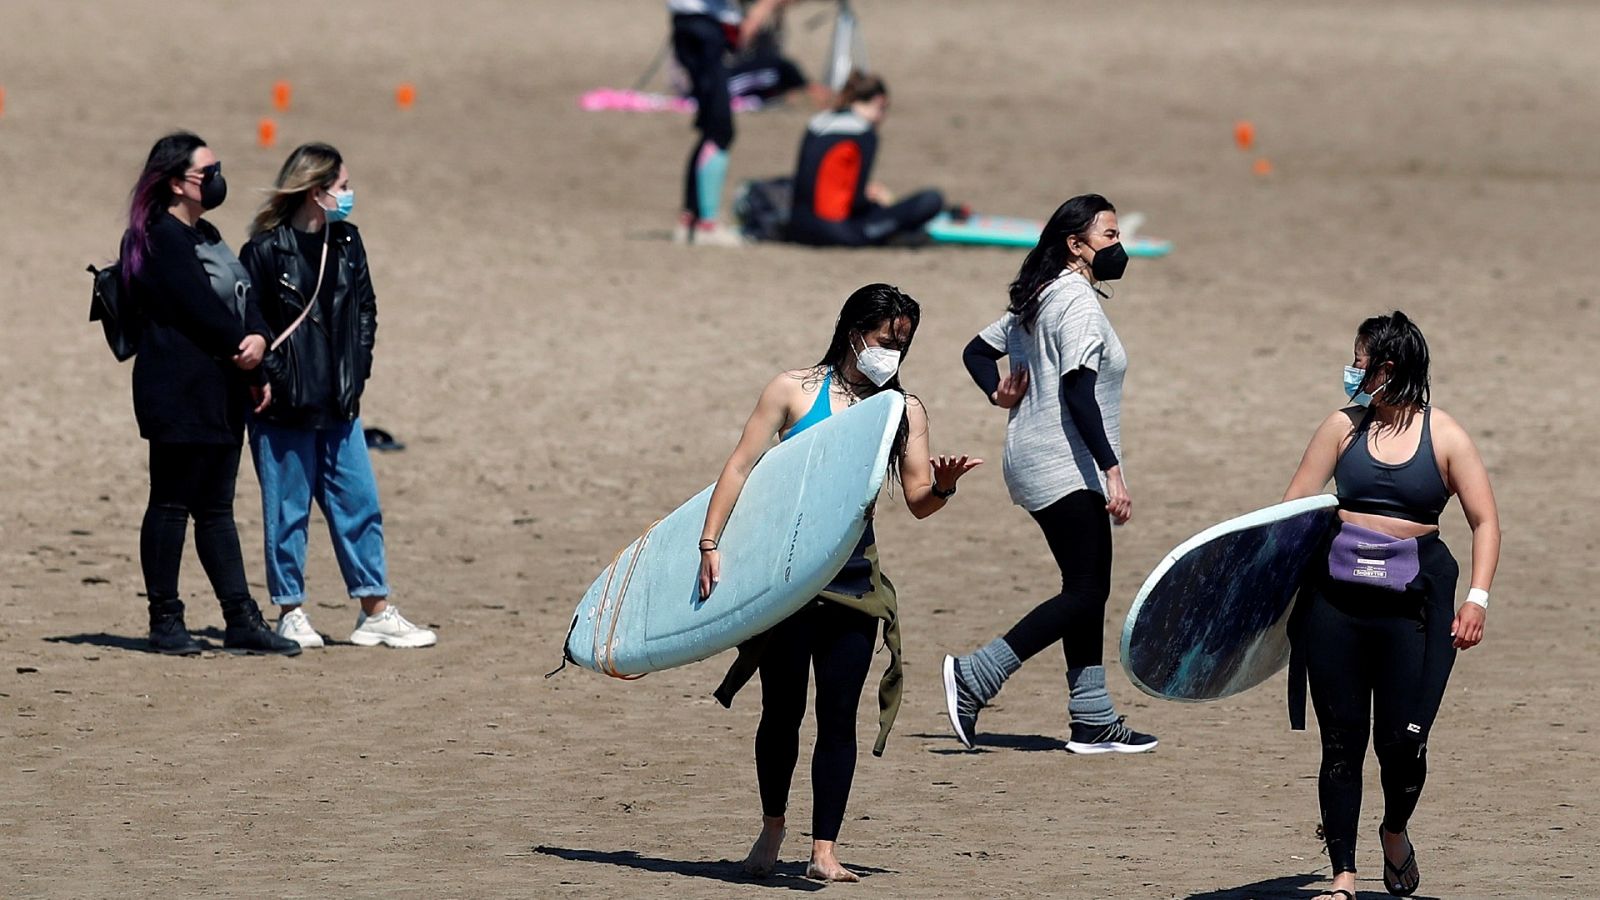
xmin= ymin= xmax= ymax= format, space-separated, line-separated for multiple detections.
xmin=1120 ymin=495 xmax=1338 ymax=701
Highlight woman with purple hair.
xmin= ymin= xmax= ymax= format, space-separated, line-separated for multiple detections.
xmin=120 ymin=130 xmax=300 ymax=657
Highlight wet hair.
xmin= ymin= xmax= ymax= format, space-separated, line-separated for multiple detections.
xmin=814 ymin=283 xmax=920 ymax=483
xmin=1007 ymin=193 xmax=1116 ymax=331
xmin=835 ymin=70 xmax=887 ymax=111
xmin=1356 ymin=310 xmax=1430 ymax=410
xmin=121 ymin=131 xmax=207 ymax=287
xmin=250 ymin=142 xmax=344 ymax=237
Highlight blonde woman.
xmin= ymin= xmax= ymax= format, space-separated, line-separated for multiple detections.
xmin=238 ymin=143 xmax=435 ymax=649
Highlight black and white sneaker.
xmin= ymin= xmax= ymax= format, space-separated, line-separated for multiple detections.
xmin=942 ymin=654 xmax=982 ymax=750
xmin=1065 ymin=716 xmax=1158 ymax=754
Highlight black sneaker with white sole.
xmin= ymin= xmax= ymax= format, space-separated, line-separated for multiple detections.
xmin=1065 ymin=716 xmax=1157 ymax=754
xmin=942 ymin=655 xmax=982 ymax=750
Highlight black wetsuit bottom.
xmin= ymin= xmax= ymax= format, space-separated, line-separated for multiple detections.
xmin=1001 ymin=489 xmax=1113 ymax=666
xmin=755 ymin=598 xmax=877 ymax=842
xmin=1303 ymin=532 xmax=1459 ymax=874
xmin=672 ymin=14 xmax=734 ymax=219
xmin=787 ymin=190 xmax=945 ymax=247
xmin=140 ymin=441 xmax=251 ymax=608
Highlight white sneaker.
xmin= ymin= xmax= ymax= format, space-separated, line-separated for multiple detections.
xmin=349 ymin=605 xmax=437 ymax=648
xmin=672 ymin=214 xmax=694 ymax=245
xmin=687 ymin=220 xmax=747 ymax=247
xmin=276 ymin=608 xmax=325 ymax=649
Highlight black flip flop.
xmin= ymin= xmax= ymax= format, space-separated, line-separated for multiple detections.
xmin=1379 ymin=824 xmax=1420 ymax=896
xmin=363 ymin=427 xmax=405 ymax=452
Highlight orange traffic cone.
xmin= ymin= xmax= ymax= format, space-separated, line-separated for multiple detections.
xmin=395 ymin=83 xmax=416 ymax=110
xmin=1234 ymin=120 xmax=1255 ymax=151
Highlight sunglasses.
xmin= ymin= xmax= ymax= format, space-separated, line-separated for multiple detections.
xmin=185 ymin=161 xmax=222 ymax=184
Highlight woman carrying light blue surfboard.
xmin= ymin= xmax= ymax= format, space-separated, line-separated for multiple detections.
xmin=941 ymin=194 xmax=1158 ymax=755
xmin=697 ymin=284 xmax=981 ymax=882
xmin=1281 ymin=311 xmax=1500 ymax=900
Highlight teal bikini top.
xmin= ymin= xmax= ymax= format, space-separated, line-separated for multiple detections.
xmin=783 ymin=370 xmax=834 ymax=440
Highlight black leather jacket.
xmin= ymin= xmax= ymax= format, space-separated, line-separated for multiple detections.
xmin=239 ymin=221 xmax=377 ymax=426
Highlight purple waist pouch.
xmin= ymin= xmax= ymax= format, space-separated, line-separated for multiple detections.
xmin=1327 ymin=522 xmax=1420 ymax=591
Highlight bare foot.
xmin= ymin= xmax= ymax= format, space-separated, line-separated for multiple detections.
xmin=741 ymin=817 xmax=785 ymax=878
xmin=1311 ymin=870 xmax=1358 ymax=900
xmin=805 ymin=840 xmax=859 ymax=883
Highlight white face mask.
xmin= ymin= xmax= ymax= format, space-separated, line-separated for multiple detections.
xmin=853 ymin=336 xmax=901 ymax=387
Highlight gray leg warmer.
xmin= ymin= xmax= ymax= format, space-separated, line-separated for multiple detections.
xmin=1067 ymin=665 xmax=1118 ymax=726
xmin=958 ymin=638 xmax=1022 ymax=705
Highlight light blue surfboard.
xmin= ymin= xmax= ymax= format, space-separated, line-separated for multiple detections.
xmin=925 ymin=212 xmax=1173 ymax=258
xmin=565 ymin=391 xmax=905 ymax=678
xmin=1120 ymin=494 xmax=1339 ymax=702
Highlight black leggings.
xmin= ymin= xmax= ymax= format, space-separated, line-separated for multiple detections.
xmin=755 ymin=599 xmax=877 ymax=842
xmin=140 ymin=441 xmax=251 ymax=609
xmin=1002 ymin=489 xmax=1113 ymax=666
xmin=787 ymin=190 xmax=946 ymax=247
xmin=673 ymin=14 xmax=734 ymax=218
xmin=1304 ymin=534 xmax=1459 ymax=874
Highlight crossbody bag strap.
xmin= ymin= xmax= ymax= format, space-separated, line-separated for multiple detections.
xmin=269 ymin=228 xmax=331 ymax=352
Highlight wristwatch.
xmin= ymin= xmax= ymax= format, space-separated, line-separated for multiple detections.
xmin=931 ymin=483 xmax=957 ymax=499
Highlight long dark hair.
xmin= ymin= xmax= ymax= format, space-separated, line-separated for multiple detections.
xmin=814 ymin=283 xmax=920 ymax=483
xmin=1356 ymin=310 xmax=1430 ymax=410
xmin=121 ymin=131 xmax=208 ymax=287
xmin=1007 ymin=193 xmax=1116 ymax=331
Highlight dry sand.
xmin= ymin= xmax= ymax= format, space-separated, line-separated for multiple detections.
xmin=2 ymin=1 xmax=1597 ymax=896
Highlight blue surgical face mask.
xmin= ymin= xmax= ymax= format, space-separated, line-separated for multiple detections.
xmin=1343 ymin=365 xmax=1385 ymax=407
xmin=1343 ymin=366 xmax=1365 ymax=399
xmin=322 ymin=189 xmax=355 ymax=223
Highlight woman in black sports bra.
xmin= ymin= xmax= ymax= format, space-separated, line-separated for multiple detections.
xmin=1282 ymin=311 xmax=1501 ymax=900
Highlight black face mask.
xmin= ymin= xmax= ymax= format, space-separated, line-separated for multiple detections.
xmin=1090 ymin=241 xmax=1129 ymax=282
xmin=195 ymin=162 xmax=227 ymax=210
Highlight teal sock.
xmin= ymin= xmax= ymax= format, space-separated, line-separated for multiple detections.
xmin=695 ymin=143 xmax=729 ymax=222
xmin=958 ymin=638 xmax=1021 ymax=705
xmin=1067 ymin=665 xmax=1117 ymax=726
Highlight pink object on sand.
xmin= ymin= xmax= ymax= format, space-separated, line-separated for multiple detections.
xmin=579 ymin=88 xmax=764 ymax=114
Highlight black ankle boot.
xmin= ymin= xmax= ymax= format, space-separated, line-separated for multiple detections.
xmin=221 ymin=599 xmax=302 ymax=656
xmin=148 ymin=599 xmax=202 ymax=655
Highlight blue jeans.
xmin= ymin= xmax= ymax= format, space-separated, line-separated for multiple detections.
xmin=248 ymin=417 xmax=389 ymax=606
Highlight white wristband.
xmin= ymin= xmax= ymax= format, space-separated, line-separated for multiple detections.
xmin=1465 ymin=587 xmax=1489 ymax=610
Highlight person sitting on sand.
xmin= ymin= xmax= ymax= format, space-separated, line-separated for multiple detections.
xmin=785 ymin=71 xmax=944 ymax=247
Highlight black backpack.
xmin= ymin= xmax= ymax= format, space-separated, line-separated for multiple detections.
xmin=87 ymin=259 xmax=140 ymax=361
xmin=732 ymin=176 xmax=794 ymax=243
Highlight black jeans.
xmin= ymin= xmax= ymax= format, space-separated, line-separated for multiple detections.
xmin=1304 ymin=534 xmax=1459 ymax=874
xmin=755 ymin=599 xmax=877 ymax=842
xmin=1002 ymin=489 xmax=1113 ymax=666
xmin=140 ymin=441 xmax=251 ymax=610
xmin=673 ymin=14 xmax=734 ymax=218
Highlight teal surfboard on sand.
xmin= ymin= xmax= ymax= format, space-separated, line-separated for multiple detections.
xmin=925 ymin=212 xmax=1173 ymax=257
xmin=565 ymin=391 xmax=905 ymax=678
xmin=1120 ymin=495 xmax=1338 ymax=702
